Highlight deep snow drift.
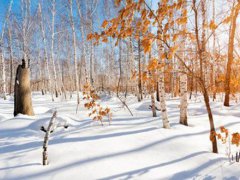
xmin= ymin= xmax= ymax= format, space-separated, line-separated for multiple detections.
xmin=0 ymin=92 xmax=240 ymax=180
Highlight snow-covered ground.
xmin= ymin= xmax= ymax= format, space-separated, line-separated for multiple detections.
xmin=0 ymin=92 xmax=240 ymax=180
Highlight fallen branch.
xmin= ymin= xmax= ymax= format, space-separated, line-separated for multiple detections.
xmin=42 ymin=111 xmax=57 ymax=165
xmin=117 ymin=95 xmax=133 ymax=116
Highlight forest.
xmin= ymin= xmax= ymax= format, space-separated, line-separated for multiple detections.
xmin=0 ymin=0 xmax=240 ymax=179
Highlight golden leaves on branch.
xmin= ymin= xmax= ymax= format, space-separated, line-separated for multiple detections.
xmin=176 ymin=17 xmax=187 ymax=25
xmin=101 ymin=20 xmax=108 ymax=29
xmin=211 ymin=126 xmax=240 ymax=147
xmin=209 ymin=20 xmax=217 ymax=30
xmin=83 ymin=83 xmax=112 ymax=125
xmin=147 ymin=58 xmax=158 ymax=71
xmin=169 ymin=45 xmax=178 ymax=54
xmin=141 ymin=37 xmax=152 ymax=53
xmin=232 ymin=133 xmax=240 ymax=146
xmin=87 ymin=0 xmax=192 ymax=64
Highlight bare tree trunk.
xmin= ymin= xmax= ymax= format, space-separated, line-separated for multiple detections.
xmin=117 ymin=40 xmax=122 ymax=97
xmin=0 ymin=52 xmax=7 ymax=100
xmin=179 ymin=0 xmax=188 ymax=126
xmin=149 ymin=50 xmax=156 ymax=117
xmin=212 ymin=0 xmax=216 ymax=101
xmin=8 ymin=24 xmax=14 ymax=96
xmin=193 ymin=0 xmax=218 ymax=153
xmin=158 ymin=66 xmax=170 ymax=128
xmin=224 ymin=2 xmax=240 ymax=106
xmin=21 ymin=0 xmax=28 ymax=65
xmin=157 ymin=35 xmax=170 ymax=128
xmin=38 ymin=3 xmax=52 ymax=97
xmin=138 ymin=38 xmax=143 ymax=102
xmin=179 ymin=68 xmax=188 ymax=125
xmin=50 ymin=0 xmax=59 ymax=99
xmin=202 ymin=82 xmax=218 ymax=153
xmin=0 ymin=0 xmax=13 ymax=100
xmin=37 ymin=49 xmax=44 ymax=95
xmin=68 ymin=0 xmax=80 ymax=112
xmin=76 ymin=0 xmax=88 ymax=83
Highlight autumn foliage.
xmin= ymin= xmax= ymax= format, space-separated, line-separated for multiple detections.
xmin=83 ymin=83 xmax=112 ymax=125
xmin=211 ymin=126 xmax=240 ymax=147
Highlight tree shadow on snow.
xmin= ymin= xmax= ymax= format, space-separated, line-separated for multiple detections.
xmin=0 ymin=163 xmax=41 ymax=171
xmin=13 ymin=126 xmax=229 ymax=180
xmin=170 ymin=158 xmax=225 ymax=180
xmin=100 ymin=151 xmax=210 ymax=180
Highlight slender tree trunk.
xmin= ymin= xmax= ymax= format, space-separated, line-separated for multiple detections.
xmin=43 ymin=111 xmax=57 ymax=165
xmin=224 ymin=2 xmax=240 ymax=106
xmin=0 ymin=51 xmax=6 ymax=100
xmin=149 ymin=50 xmax=157 ymax=117
xmin=69 ymin=0 xmax=80 ymax=112
xmin=201 ymin=81 xmax=218 ymax=153
xmin=193 ymin=0 xmax=218 ymax=153
xmin=37 ymin=49 xmax=44 ymax=95
xmin=50 ymin=0 xmax=59 ymax=99
xmin=0 ymin=0 xmax=12 ymax=100
xmin=138 ymin=38 xmax=143 ymax=102
xmin=179 ymin=69 xmax=188 ymax=125
xmin=179 ymin=0 xmax=188 ymax=126
xmin=117 ymin=40 xmax=122 ymax=97
xmin=158 ymin=66 xmax=170 ymax=128
xmin=212 ymin=0 xmax=216 ymax=101
xmin=8 ymin=24 xmax=14 ymax=95
xmin=38 ymin=3 xmax=52 ymax=97
xmin=76 ymin=0 xmax=88 ymax=83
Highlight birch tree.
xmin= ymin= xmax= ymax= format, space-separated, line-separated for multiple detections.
xmin=0 ymin=0 xmax=13 ymax=100
xmin=157 ymin=38 xmax=170 ymax=129
xmin=179 ymin=0 xmax=188 ymax=126
xmin=68 ymin=0 xmax=80 ymax=111
xmin=38 ymin=2 xmax=52 ymax=97
xmin=7 ymin=19 xmax=14 ymax=95
xmin=50 ymin=0 xmax=59 ymax=99
xmin=76 ymin=0 xmax=88 ymax=83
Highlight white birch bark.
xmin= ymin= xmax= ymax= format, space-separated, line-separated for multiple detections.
xmin=179 ymin=64 xmax=188 ymax=125
xmin=50 ymin=0 xmax=59 ymax=99
xmin=68 ymin=0 xmax=80 ymax=110
xmin=42 ymin=111 xmax=57 ymax=165
xmin=37 ymin=49 xmax=43 ymax=94
xmin=151 ymin=92 xmax=157 ymax=117
xmin=179 ymin=0 xmax=188 ymax=125
xmin=8 ymin=23 xmax=14 ymax=95
xmin=76 ymin=0 xmax=88 ymax=83
xmin=0 ymin=0 xmax=13 ymax=100
xmin=157 ymin=39 xmax=170 ymax=129
xmin=0 ymin=52 xmax=6 ymax=100
xmin=21 ymin=0 xmax=29 ymax=64
xmin=38 ymin=3 xmax=52 ymax=96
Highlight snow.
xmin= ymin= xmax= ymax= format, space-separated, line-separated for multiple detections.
xmin=0 ymin=92 xmax=240 ymax=180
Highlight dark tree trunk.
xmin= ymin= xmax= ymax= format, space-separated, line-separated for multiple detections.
xmin=156 ymin=82 xmax=160 ymax=102
xmin=14 ymin=59 xmax=34 ymax=116
xmin=138 ymin=38 xmax=143 ymax=102
xmin=201 ymin=82 xmax=218 ymax=153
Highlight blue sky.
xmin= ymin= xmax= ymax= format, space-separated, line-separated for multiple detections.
xmin=0 ymin=0 xmax=109 ymax=34
xmin=0 ymin=0 xmax=20 ymax=32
